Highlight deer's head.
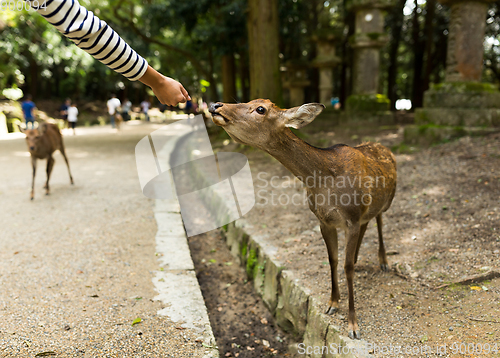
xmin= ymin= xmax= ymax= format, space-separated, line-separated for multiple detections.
xmin=20 ymin=124 xmax=45 ymax=153
xmin=209 ymin=99 xmax=325 ymax=148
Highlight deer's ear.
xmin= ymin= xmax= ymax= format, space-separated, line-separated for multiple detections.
xmin=283 ymin=103 xmax=325 ymax=129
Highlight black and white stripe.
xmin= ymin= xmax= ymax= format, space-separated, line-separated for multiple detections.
xmin=34 ymin=0 xmax=148 ymax=81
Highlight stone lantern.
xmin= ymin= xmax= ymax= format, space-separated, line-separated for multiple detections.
xmin=410 ymin=0 xmax=500 ymax=145
xmin=283 ymin=60 xmax=311 ymax=107
xmin=311 ymin=32 xmax=340 ymax=106
xmin=346 ymin=0 xmax=395 ymax=114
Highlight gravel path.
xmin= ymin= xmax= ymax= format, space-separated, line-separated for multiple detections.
xmin=0 ymin=123 xmax=210 ymax=357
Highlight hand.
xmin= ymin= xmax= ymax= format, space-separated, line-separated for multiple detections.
xmin=139 ymin=65 xmax=191 ymax=106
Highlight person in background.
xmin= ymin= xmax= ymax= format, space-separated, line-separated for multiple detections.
xmin=34 ymin=0 xmax=190 ymax=107
xmin=107 ymin=94 xmax=121 ymax=129
xmin=67 ymin=102 xmax=78 ymax=135
xmin=59 ymin=98 xmax=71 ymax=128
xmin=21 ymin=94 xmax=37 ymax=129
xmin=122 ymin=98 xmax=132 ymax=121
xmin=140 ymin=99 xmax=151 ymax=121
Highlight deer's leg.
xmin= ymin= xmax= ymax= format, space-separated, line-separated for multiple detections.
xmin=30 ymin=156 xmax=37 ymax=200
xmin=45 ymin=156 xmax=55 ymax=195
xmin=345 ymin=224 xmax=361 ymax=339
xmin=354 ymin=222 xmax=368 ymax=264
xmin=376 ymin=214 xmax=389 ymax=271
xmin=59 ymin=145 xmax=74 ymax=185
xmin=320 ymin=223 xmax=339 ymax=315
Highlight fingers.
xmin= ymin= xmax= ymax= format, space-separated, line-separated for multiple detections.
xmin=180 ymin=85 xmax=191 ymax=101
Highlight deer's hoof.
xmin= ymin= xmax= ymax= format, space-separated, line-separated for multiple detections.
xmin=348 ymin=330 xmax=361 ymax=340
xmin=325 ymin=306 xmax=338 ymax=315
xmin=30 ymin=197 xmax=34 ymax=201
xmin=380 ymin=264 xmax=389 ymax=272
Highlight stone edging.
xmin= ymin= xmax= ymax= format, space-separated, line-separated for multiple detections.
xmin=152 ymin=122 xmax=219 ymax=358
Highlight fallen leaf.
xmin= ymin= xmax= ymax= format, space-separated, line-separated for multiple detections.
xmin=131 ymin=318 xmax=142 ymax=326
xmin=470 ymin=286 xmax=481 ymax=291
xmin=35 ymin=352 xmax=56 ymax=357
xmin=260 ymin=317 xmax=268 ymax=325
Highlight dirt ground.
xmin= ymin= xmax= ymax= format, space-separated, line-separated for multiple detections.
xmin=209 ymin=119 xmax=500 ymax=357
xmin=0 ymin=123 xmax=209 ymax=357
xmin=189 ymin=231 xmax=293 ymax=358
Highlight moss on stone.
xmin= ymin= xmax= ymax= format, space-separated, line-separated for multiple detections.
xmin=430 ymin=82 xmax=498 ymax=94
xmin=348 ymin=0 xmax=396 ymax=10
xmin=346 ymin=94 xmax=390 ymax=112
xmin=246 ymin=248 xmax=258 ymax=279
xmin=367 ymin=32 xmax=382 ymax=40
xmin=240 ymin=241 xmax=247 ymax=260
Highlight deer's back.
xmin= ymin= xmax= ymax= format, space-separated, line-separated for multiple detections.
xmin=314 ymin=142 xmax=397 ymax=225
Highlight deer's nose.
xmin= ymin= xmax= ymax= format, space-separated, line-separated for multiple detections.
xmin=209 ymin=103 xmax=223 ymax=113
xmin=30 ymin=146 xmax=35 ymax=151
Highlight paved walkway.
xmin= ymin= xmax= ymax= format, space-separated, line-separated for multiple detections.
xmin=0 ymin=122 xmax=217 ymax=357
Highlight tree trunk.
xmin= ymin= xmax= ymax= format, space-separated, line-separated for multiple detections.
xmin=340 ymin=3 xmax=355 ymax=109
xmin=222 ymin=54 xmax=238 ymax=103
xmin=387 ymin=0 xmax=406 ymax=111
xmin=423 ymin=0 xmax=436 ymax=92
xmin=239 ymin=52 xmax=251 ymax=102
xmin=247 ymin=0 xmax=282 ymax=104
xmin=411 ymin=0 xmax=425 ymax=109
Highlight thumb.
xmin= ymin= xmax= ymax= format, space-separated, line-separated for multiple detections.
xmin=180 ymin=85 xmax=191 ymax=101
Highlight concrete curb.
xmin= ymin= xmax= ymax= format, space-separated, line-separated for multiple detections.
xmin=151 ymin=123 xmax=219 ymax=358
xmin=183 ymin=135 xmax=366 ymax=358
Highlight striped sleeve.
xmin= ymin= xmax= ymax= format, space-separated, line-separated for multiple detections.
xmin=34 ymin=0 xmax=148 ymax=81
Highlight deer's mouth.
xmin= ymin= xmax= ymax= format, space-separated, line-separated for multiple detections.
xmin=210 ymin=112 xmax=230 ymax=126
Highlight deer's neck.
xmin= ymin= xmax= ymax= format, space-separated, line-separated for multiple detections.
xmin=262 ymin=129 xmax=333 ymax=183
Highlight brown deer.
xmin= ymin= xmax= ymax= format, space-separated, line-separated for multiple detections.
xmin=209 ymin=99 xmax=397 ymax=339
xmin=21 ymin=122 xmax=74 ymax=200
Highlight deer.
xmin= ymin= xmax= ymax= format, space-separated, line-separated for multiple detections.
xmin=209 ymin=99 xmax=397 ymax=339
xmin=20 ymin=122 xmax=74 ymax=200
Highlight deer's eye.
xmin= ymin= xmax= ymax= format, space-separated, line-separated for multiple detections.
xmin=256 ymin=106 xmax=266 ymax=115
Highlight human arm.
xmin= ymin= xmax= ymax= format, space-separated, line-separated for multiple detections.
xmin=138 ymin=65 xmax=190 ymax=106
xmin=34 ymin=0 xmax=190 ymax=105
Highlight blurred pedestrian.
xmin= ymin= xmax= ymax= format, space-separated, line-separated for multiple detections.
xmin=122 ymin=98 xmax=132 ymax=121
xmin=107 ymin=94 xmax=121 ymax=129
xmin=34 ymin=0 xmax=190 ymax=107
xmin=140 ymin=99 xmax=150 ymax=121
xmin=59 ymin=98 xmax=71 ymax=128
xmin=67 ymin=102 xmax=78 ymax=135
xmin=21 ymin=94 xmax=37 ymax=129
